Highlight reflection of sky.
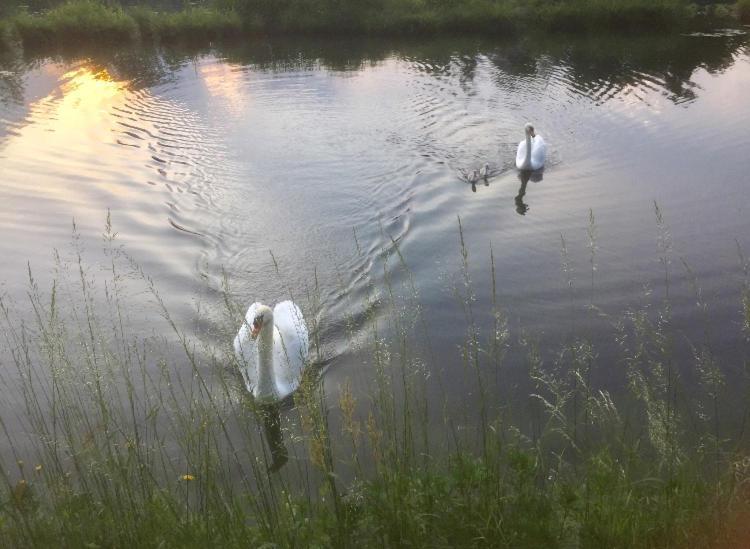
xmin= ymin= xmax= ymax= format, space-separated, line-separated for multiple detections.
xmin=196 ymin=61 xmax=247 ymax=115
xmin=0 ymin=66 xmax=132 ymax=200
xmin=58 ymin=67 xmax=123 ymax=111
xmin=0 ymin=63 xmax=175 ymax=304
xmin=692 ymin=60 xmax=750 ymax=110
xmin=184 ymin=56 xmax=413 ymax=182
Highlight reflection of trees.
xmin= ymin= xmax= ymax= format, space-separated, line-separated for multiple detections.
xmin=0 ymin=51 xmax=31 ymax=145
xmin=214 ymin=31 xmax=747 ymax=107
xmin=501 ymin=31 xmax=749 ymax=105
xmin=0 ymin=53 xmax=25 ymax=105
xmin=1 ymin=30 xmax=747 ymax=109
xmin=218 ymin=37 xmax=390 ymax=73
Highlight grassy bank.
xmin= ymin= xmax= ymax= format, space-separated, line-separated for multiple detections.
xmin=4 ymin=1 xmax=242 ymax=49
xmin=1 ymin=209 xmax=750 ymax=547
xmin=0 ymin=0 xmax=746 ymax=52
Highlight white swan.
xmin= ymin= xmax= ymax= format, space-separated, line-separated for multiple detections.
xmin=515 ymin=123 xmax=546 ymax=171
xmin=233 ymin=301 xmax=309 ymax=403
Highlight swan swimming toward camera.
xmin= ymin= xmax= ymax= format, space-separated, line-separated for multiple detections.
xmin=515 ymin=123 xmax=546 ymax=171
xmin=233 ymin=301 xmax=309 ymax=403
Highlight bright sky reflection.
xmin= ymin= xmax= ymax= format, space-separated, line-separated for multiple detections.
xmin=53 ymin=67 xmax=125 ymax=128
xmin=0 ymin=62 xmax=156 ymax=248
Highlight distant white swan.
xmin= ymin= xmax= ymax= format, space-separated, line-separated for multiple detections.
xmin=233 ymin=301 xmax=309 ymax=403
xmin=515 ymin=123 xmax=546 ymax=171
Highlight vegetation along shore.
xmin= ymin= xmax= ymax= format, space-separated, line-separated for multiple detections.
xmin=0 ymin=0 xmax=749 ymax=52
xmin=1 ymin=213 xmax=750 ymax=546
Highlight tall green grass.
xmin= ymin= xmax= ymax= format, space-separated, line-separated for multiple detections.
xmin=215 ymin=0 xmax=693 ymax=33
xmin=128 ymin=5 xmax=244 ymax=42
xmin=1 ymin=207 xmax=750 ymax=546
xmin=7 ymin=0 xmax=242 ymax=51
xmin=13 ymin=0 xmax=139 ymax=47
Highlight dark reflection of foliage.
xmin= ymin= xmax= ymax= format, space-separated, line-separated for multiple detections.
xmin=485 ymin=41 xmax=540 ymax=78
xmin=0 ymin=30 xmax=747 ymax=113
xmin=0 ymin=52 xmax=26 ymax=105
xmin=14 ymin=43 xmax=189 ymax=89
xmin=216 ymin=37 xmax=394 ymax=73
xmin=457 ymin=53 xmax=478 ymax=92
xmin=537 ymin=31 xmax=749 ymax=104
xmin=404 ymin=31 xmax=747 ymax=105
xmin=474 ymin=31 xmax=748 ymax=105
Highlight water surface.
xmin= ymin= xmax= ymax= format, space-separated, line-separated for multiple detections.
xmin=1 ymin=31 xmax=749 ymax=437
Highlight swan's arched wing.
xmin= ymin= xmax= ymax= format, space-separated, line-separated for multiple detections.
xmin=272 ymin=300 xmax=309 ymax=398
xmin=515 ymin=139 xmax=528 ymax=170
xmin=233 ymin=302 xmax=262 ymax=392
xmin=531 ymin=135 xmax=546 ymax=171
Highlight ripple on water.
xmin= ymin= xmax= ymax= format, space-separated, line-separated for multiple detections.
xmin=0 ymin=33 xmax=749 ymax=388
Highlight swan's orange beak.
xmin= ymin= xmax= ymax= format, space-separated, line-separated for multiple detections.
xmin=250 ymin=319 xmax=262 ymax=340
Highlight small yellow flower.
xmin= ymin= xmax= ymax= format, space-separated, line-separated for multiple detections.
xmin=180 ymin=474 xmax=195 ymax=481
xmin=35 ymin=465 xmax=42 ymax=473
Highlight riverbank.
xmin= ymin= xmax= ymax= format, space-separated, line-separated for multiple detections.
xmin=0 ymin=0 xmax=747 ymax=52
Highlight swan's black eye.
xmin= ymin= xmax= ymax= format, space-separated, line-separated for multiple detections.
xmin=253 ymin=314 xmax=263 ymax=328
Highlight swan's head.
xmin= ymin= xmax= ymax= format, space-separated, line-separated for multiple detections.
xmin=524 ymin=123 xmax=535 ymax=137
xmin=250 ymin=304 xmax=274 ymax=340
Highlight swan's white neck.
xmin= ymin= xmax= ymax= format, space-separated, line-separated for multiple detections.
xmin=255 ymin=322 xmax=277 ymax=401
xmin=524 ymin=133 xmax=532 ymax=169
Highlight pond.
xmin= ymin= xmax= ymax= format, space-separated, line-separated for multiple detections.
xmin=1 ymin=30 xmax=749 ymax=461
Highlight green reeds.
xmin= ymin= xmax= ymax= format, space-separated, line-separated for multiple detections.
xmin=13 ymin=0 xmax=139 ymax=48
xmin=1 ymin=209 xmax=749 ymax=547
xmin=128 ymin=5 xmax=243 ymax=43
xmin=0 ymin=0 xmax=742 ymax=53
xmin=6 ymin=0 xmax=243 ymax=51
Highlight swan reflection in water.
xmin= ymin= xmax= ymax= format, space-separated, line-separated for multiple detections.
xmin=259 ymin=403 xmax=288 ymax=473
xmin=515 ymin=169 xmax=543 ymax=215
xmin=471 ymin=179 xmax=490 ymax=193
